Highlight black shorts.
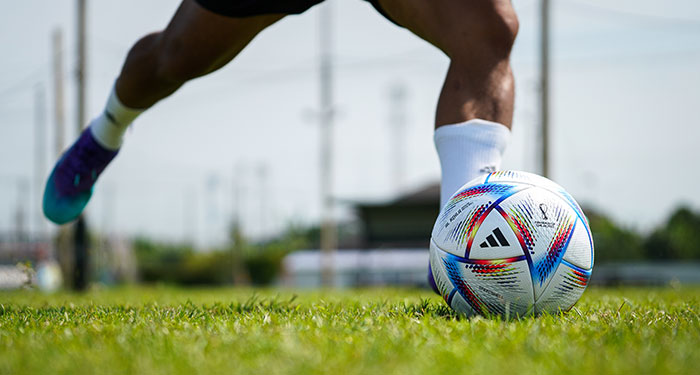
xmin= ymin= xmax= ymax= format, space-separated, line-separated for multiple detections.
xmin=195 ymin=0 xmax=398 ymax=25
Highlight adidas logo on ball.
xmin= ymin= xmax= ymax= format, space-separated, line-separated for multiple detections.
xmin=479 ymin=228 xmax=510 ymax=248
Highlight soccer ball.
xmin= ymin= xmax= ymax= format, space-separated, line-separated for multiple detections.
xmin=430 ymin=170 xmax=594 ymax=317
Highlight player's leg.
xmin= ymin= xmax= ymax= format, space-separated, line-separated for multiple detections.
xmin=116 ymin=1 xmax=283 ymax=109
xmin=375 ymin=0 xmax=518 ymax=204
xmin=373 ymin=0 xmax=518 ymax=292
xmin=43 ymin=0 xmax=282 ymax=224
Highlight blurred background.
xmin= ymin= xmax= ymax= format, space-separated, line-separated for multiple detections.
xmin=1 ymin=0 xmax=699 ymax=291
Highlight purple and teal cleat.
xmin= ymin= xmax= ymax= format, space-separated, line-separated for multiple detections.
xmin=43 ymin=129 xmax=118 ymax=224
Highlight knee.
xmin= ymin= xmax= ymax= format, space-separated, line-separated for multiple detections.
xmin=148 ymin=34 xmax=212 ymax=84
xmin=446 ymin=1 xmax=519 ymax=62
xmin=485 ymin=2 xmax=519 ymax=58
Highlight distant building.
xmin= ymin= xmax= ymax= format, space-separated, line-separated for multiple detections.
xmin=282 ymin=249 xmax=428 ymax=288
xmin=281 ymin=183 xmax=440 ymax=288
xmin=355 ymin=183 xmax=440 ymax=249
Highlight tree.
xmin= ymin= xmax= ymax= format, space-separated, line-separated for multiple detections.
xmin=585 ymin=207 xmax=645 ymax=262
xmin=645 ymin=206 xmax=700 ymax=260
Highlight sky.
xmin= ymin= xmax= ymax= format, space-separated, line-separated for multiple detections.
xmin=1 ymin=0 xmax=699 ymax=247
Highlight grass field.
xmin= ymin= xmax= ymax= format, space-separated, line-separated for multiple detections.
xmin=0 ymin=286 xmax=698 ymax=375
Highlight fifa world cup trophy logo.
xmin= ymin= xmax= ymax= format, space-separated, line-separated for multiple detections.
xmin=539 ymin=203 xmax=549 ymax=220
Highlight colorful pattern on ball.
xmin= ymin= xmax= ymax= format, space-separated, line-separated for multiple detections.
xmin=467 ymin=257 xmax=523 ymax=287
xmin=446 ymin=203 xmax=489 ymax=245
xmin=536 ymin=218 xmax=575 ymax=286
xmin=562 ymin=262 xmax=591 ymax=288
xmin=440 ymin=183 xmax=515 ymax=221
xmin=484 ymin=170 xmax=519 ymax=181
xmin=497 ymin=205 xmax=535 ymax=253
xmin=442 ymin=256 xmax=488 ymax=315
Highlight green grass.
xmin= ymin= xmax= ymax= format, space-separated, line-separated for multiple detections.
xmin=0 ymin=286 xmax=698 ymax=375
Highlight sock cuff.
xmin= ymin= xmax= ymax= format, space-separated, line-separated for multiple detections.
xmin=104 ymin=85 xmax=144 ymax=126
xmin=434 ymin=119 xmax=511 ymax=207
xmin=434 ymin=119 xmax=511 ymax=151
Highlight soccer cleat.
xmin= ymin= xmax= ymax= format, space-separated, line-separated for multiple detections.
xmin=43 ymin=129 xmax=118 ymax=224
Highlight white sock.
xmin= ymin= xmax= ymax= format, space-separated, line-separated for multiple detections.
xmin=434 ymin=119 xmax=511 ymax=207
xmin=89 ymin=86 xmax=144 ymax=150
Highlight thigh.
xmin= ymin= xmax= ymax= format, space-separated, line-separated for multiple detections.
xmin=374 ymin=0 xmax=517 ymax=59
xmin=158 ymin=0 xmax=285 ymax=76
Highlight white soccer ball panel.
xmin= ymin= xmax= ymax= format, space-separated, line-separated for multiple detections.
xmin=535 ymin=260 xmax=592 ymax=315
xmin=431 ymin=240 xmax=534 ymax=317
xmin=450 ymin=293 xmax=476 ymax=317
xmin=483 ymin=170 xmax=565 ymax=193
xmin=431 ymin=182 xmax=523 ymax=257
xmin=468 ymin=212 xmax=523 ymax=260
xmin=562 ymin=218 xmax=594 ymax=270
xmin=429 ymin=242 xmax=456 ymax=302
xmin=496 ymin=188 xmax=579 ymax=299
xmin=460 ymin=257 xmax=535 ymax=317
xmin=430 ymin=242 xmax=477 ymax=316
xmin=486 ymin=171 xmax=589 ymax=227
